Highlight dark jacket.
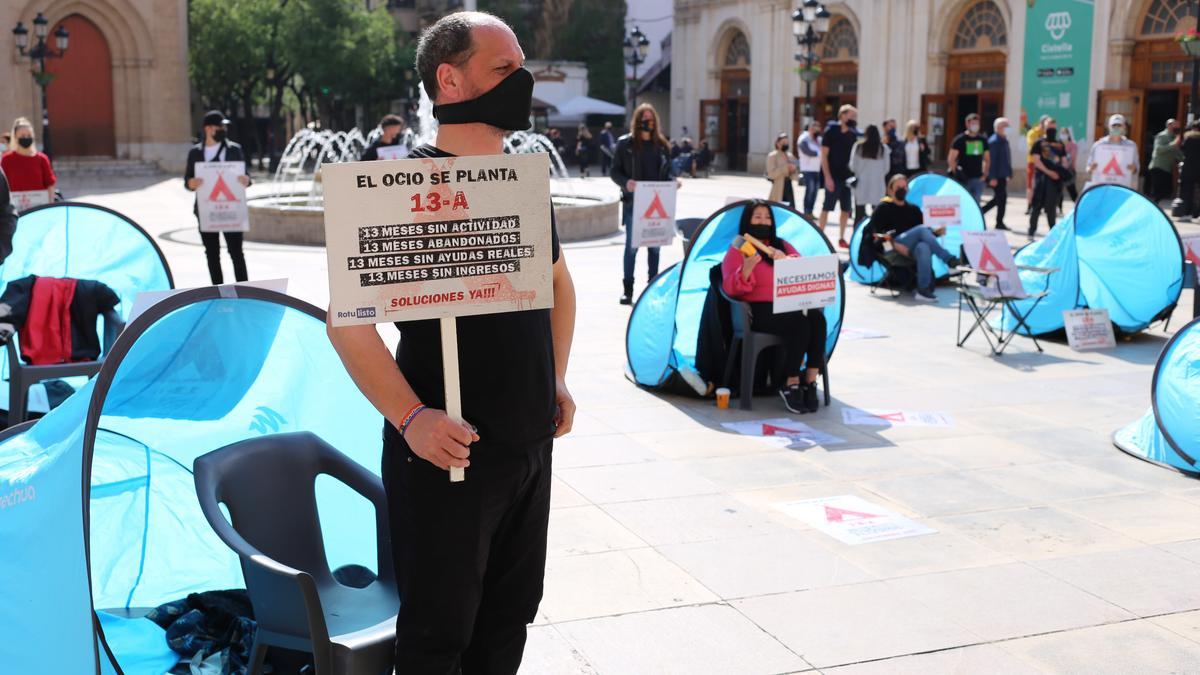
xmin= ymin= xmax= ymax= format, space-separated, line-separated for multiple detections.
xmin=987 ymin=133 xmax=1012 ymax=180
xmin=611 ymin=133 xmax=674 ymax=202
xmin=887 ymin=132 xmax=906 ymax=174
xmin=0 ymin=167 xmax=15 ymax=265
xmin=856 ymin=198 xmax=923 ymax=269
xmin=184 ymin=140 xmax=251 ymax=215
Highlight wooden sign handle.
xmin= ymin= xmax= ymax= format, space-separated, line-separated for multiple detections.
xmin=440 ymin=316 xmax=466 ymax=483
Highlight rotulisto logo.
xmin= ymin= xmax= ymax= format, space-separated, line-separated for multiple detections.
xmin=336 ymin=307 xmax=377 ymax=319
xmin=0 ymin=485 xmax=36 ymax=510
xmin=1045 ymin=11 xmax=1071 ymax=41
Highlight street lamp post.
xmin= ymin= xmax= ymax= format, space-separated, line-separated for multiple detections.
xmin=11 ymin=12 xmax=69 ymax=158
xmin=792 ymin=1 xmax=830 ymax=128
xmin=623 ymin=26 xmax=650 ymax=112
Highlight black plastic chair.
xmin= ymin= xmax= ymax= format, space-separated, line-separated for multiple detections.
xmin=193 ymin=432 xmax=398 ymax=675
xmin=677 ymin=217 xmax=705 ymax=256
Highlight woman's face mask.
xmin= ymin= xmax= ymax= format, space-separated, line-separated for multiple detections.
xmin=17 ymin=136 xmax=34 ymax=149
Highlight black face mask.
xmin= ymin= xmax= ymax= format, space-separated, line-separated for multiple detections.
xmin=845 ymin=119 xmax=858 ymax=129
xmin=1044 ymin=127 xmax=1057 ymax=141
xmin=433 ymin=68 xmax=534 ymax=131
xmin=747 ymin=225 xmax=774 ymax=244
xmin=213 ymin=129 xmax=227 ymax=143
xmin=894 ymin=188 xmax=907 ymax=202
xmin=17 ymin=137 xmax=33 ymax=149
xmin=639 ymin=121 xmax=654 ymax=132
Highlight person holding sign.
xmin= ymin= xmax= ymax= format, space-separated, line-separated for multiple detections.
xmin=360 ymin=114 xmax=413 ymax=161
xmin=326 ymin=12 xmax=577 ymax=674
xmin=184 ymin=111 xmax=252 ymax=284
xmin=865 ymin=174 xmax=962 ymax=302
xmin=0 ymin=117 xmax=56 ymax=210
xmin=1086 ymin=115 xmax=1139 ymax=191
xmin=720 ymin=200 xmax=827 ymax=414
xmin=612 ymin=102 xmax=676 ymax=305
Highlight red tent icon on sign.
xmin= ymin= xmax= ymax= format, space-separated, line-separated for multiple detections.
xmin=643 ymin=191 xmax=669 ymax=219
xmin=208 ymin=173 xmax=238 ymax=202
xmin=1101 ymin=155 xmax=1125 ymax=177
xmin=977 ymin=244 xmax=1008 ymax=273
xmin=824 ymin=505 xmax=882 ymax=523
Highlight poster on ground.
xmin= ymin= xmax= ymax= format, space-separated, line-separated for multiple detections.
xmin=962 ymin=230 xmax=1023 ymax=298
xmin=195 ymin=161 xmax=249 ymax=233
xmin=721 ymin=418 xmax=845 ymax=449
xmin=1021 ymin=0 xmax=1094 ymax=150
xmin=631 ymin=181 xmax=676 ymax=248
xmin=776 ymin=495 xmax=937 ymax=545
xmin=842 ymin=408 xmax=954 ymax=428
xmin=321 ymin=153 xmax=554 ymax=327
xmin=1064 ymin=308 xmax=1116 ymax=350
xmin=773 ymin=254 xmax=838 ymax=313
xmin=1090 ymin=143 xmax=1137 ymax=187
xmin=1182 ymin=234 xmax=1200 ymax=267
xmin=10 ymin=190 xmax=50 ymax=213
xmin=921 ymin=195 xmax=961 ymax=232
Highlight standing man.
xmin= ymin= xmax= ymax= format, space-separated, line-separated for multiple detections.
xmin=1086 ymin=114 xmax=1139 ymax=189
xmin=184 ymin=110 xmax=251 ymax=285
xmin=947 ymin=112 xmax=990 ymax=206
xmin=1148 ymin=118 xmax=1183 ymax=205
xmin=819 ymin=104 xmax=858 ymax=249
xmin=883 ymin=118 xmax=906 ymax=179
xmin=1028 ymin=117 xmax=1068 ymax=237
xmin=360 ymin=114 xmax=412 ymax=160
xmin=326 ymin=12 xmax=577 ymax=673
xmin=1025 ymin=115 xmax=1049 ymax=213
xmin=598 ymin=121 xmax=616 ymax=177
xmin=982 ymin=117 xmax=1013 ymax=230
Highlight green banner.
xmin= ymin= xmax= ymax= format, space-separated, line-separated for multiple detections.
xmin=1021 ymin=0 xmax=1094 ymax=140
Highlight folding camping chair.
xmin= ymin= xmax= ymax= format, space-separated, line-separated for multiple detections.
xmin=955 ymin=240 xmax=1057 ymax=356
xmin=677 ymin=217 xmax=704 ymax=256
xmin=866 ymin=230 xmax=917 ymax=297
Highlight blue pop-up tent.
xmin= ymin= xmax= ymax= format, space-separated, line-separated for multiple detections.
xmin=1114 ymin=316 xmax=1200 ymax=476
xmin=1004 ymin=184 xmax=1184 ymax=335
xmin=0 ymin=287 xmax=382 ymax=673
xmin=847 ymin=173 xmax=985 ymax=285
xmin=626 ymin=200 xmax=844 ymax=387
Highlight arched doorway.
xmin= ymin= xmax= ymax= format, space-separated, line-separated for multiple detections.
xmin=923 ymin=0 xmax=1008 ymax=160
xmin=45 ymin=14 xmax=116 ymax=157
xmin=793 ymin=16 xmax=859 ymax=139
xmin=701 ymin=29 xmax=751 ymax=172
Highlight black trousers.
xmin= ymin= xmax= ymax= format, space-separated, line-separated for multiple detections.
xmin=1029 ymin=179 xmax=1061 ymax=235
xmin=384 ymin=437 xmax=553 ymax=675
xmin=981 ymin=180 xmax=1007 ymax=226
xmin=1148 ymin=168 xmax=1174 ymax=202
xmin=199 ymin=229 xmax=248 ymax=284
xmin=748 ymin=304 xmax=826 ymax=379
xmin=780 ymin=179 xmax=795 ymax=209
xmin=1181 ymin=166 xmax=1200 ymax=216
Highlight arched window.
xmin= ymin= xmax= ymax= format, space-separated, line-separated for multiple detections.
xmin=952 ymin=0 xmax=1008 ymax=50
xmin=1141 ymin=0 xmax=1198 ymax=36
xmin=724 ymin=31 xmax=750 ymax=67
xmin=821 ymin=17 xmax=858 ymax=60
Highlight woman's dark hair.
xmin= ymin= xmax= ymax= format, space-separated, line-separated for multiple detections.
xmin=861 ymin=124 xmax=883 ymax=159
xmin=737 ymin=200 xmax=778 ymax=264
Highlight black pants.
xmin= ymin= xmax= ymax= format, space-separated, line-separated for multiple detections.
xmin=384 ymin=437 xmax=552 ymax=675
xmin=780 ymin=179 xmax=795 ymax=209
xmin=1181 ymin=166 xmax=1200 ymax=216
xmin=981 ymin=180 xmax=1007 ymax=227
xmin=1148 ymin=168 xmax=1174 ymax=202
xmin=200 ymin=229 xmax=248 ymax=284
xmin=1029 ymin=179 xmax=1061 ymax=236
xmin=749 ymin=304 xmax=826 ymax=380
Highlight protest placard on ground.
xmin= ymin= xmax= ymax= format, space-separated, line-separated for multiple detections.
xmin=195 ymin=161 xmax=249 ymax=232
xmin=773 ymin=254 xmax=838 ymax=313
xmin=776 ymin=494 xmax=936 ymax=545
xmin=962 ymin=230 xmax=1022 ymax=298
xmin=10 ymin=190 xmax=50 ymax=213
xmin=1090 ymin=143 xmax=1137 ymax=187
xmin=1064 ymin=308 xmax=1116 ymax=350
xmin=721 ymin=418 xmax=845 ymax=448
xmin=631 ymin=181 xmax=676 ymax=248
xmin=839 ymin=327 xmax=888 ymax=340
xmin=376 ymin=144 xmax=409 ymax=161
xmin=921 ymin=194 xmax=961 ymax=231
xmin=841 ymin=408 xmax=954 ymax=428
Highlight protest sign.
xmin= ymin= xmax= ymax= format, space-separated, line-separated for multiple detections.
xmin=773 ymin=254 xmax=838 ymax=313
xmin=842 ymin=408 xmax=954 ymax=428
xmin=962 ymin=230 xmax=1022 ymax=298
xmin=776 ymin=495 xmax=936 ymax=545
xmin=323 ymin=153 xmax=554 ymax=482
xmin=1182 ymin=234 xmax=1200 ymax=267
xmin=631 ymin=181 xmax=676 ymax=248
xmin=195 ymin=161 xmax=249 ymax=232
xmin=921 ymin=194 xmax=961 ymax=231
xmin=376 ymin=144 xmax=409 ymax=161
xmin=721 ymin=418 xmax=845 ymax=449
xmin=1064 ymin=308 xmax=1116 ymax=350
xmin=839 ymin=327 xmax=888 ymax=341
xmin=128 ymin=279 xmax=289 ymax=323
xmin=1090 ymin=143 xmax=1137 ymax=187
xmin=10 ymin=189 xmax=50 ymax=213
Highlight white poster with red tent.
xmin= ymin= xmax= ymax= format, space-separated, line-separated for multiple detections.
xmin=196 ymin=161 xmax=250 ymax=232
xmin=1090 ymin=143 xmax=1138 ymax=188
xmin=631 ymin=181 xmax=676 ymax=248
xmin=962 ymin=230 xmax=1023 ymax=298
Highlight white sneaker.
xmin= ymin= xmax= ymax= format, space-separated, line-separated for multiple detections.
xmin=678 ymin=366 xmax=712 ymax=397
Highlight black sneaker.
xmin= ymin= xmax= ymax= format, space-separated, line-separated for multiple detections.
xmin=779 ymin=386 xmax=805 ymax=414
xmin=802 ymin=381 xmax=819 ymax=412
xmin=995 ymin=223 xmax=1010 ymax=231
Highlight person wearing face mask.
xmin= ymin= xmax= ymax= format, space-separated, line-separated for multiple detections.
xmin=766 ymin=132 xmax=798 ymax=207
xmin=1 ymin=117 xmax=56 ymax=207
xmin=184 ymin=110 xmax=252 ymax=284
xmin=1148 ymin=119 xmax=1183 ymax=204
xmin=864 ymin=174 xmax=962 ymax=302
xmin=611 ymin=102 xmax=676 ymax=304
xmin=721 ymin=200 xmax=827 ymax=413
xmin=883 ymin=118 xmax=906 ymax=178
xmin=326 ymin=12 xmax=577 ymax=674
xmin=850 ymin=124 xmax=890 ymax=223
xmin=0 ymin=166 xmax=16 ymax=264
xmin=1025 ymin=115 xmax=1050 ymax=213
xmin=902 ymin=120 xmax=931 ymax=177
xmin=1028 ymin=117 xmax=1068 ymax=237
xmin=360 ymin=113 xmax=413 ymax=160
xmin=1176 ymin=121 xmax=1200 ymax=221
xmin=1086 ymin=114 xmax=1139 ymax=190
xmin=820 ymin=104 xmax=860 ymax=249
xmin=796 ymin=122 xmax=823 ymax=216
xmin=982 ymin=117 xmax=1013 ymax=230
xmin=947 ymin=113 xmax=990 ymax=206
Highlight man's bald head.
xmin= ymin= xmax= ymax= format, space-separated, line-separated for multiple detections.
xmin=416 ymin=12 xmax=516 ymax=102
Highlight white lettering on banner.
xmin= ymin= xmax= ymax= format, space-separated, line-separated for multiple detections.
xmin=776 ymin=495 xmax=937 ymax=545
xmin=196 ymin=161 xmax=249 ymax=232
xmin=1064 ymin=309 xmax=1116 ymax=350
xmin=922 ymin=195 xmax=961 ymax=231
xmin=0 ymin=485 xmax=36 ymax=510
xmin=322 ymin=153 xmax=553 ymax=327
xmin=773 ymin=254 xmax=839 ymax=313
xmin=632 ymin=181 xmax=677 ymax=248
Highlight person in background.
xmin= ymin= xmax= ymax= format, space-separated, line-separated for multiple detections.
xmin=184 ymin=110 xmax=252 ymax=284
xmin=360 ymin=114 xmax=412 ymax=160
xmin=883 ymin=118 xmax=906 ymax=178
xmin=796 ymin=121 xmax=823 ymax=217
xmin=575 ymin=125 xmax=593 ymax=178
xmin=0 ymin=133 xmax=9 ymax=154
xmin=598 ymin=121 xmax=616 ymax=177
xmin=947 ymin=112 xmax=989 ymax=205
xmin=1 ymin=117 xmax=56 ymax=205
xmin=1025 ymin=115 xmax=1049 ymax=213
xmin=902 ymin=120 xmax=930 ymax=177
xmin=1028 ymin=117 xmax=1068 ymax=238
xmin=1148 ymin=119 xmax=1183 ymax=205
xmin=1177 ymin=121 xmax=1200 ymax=222
xmin=1086 ymin=114 xmax=1139 ymax=190
xmin=850 ymin=124 xmax=889 ymax=223
xmin=695 ymin=140 xmax=713 ymax=176
xmin=1060 ymin=126 xmax=1079 ymax=203
xmin=820 ymin=104 xmax=859 ymax=248
xmin=982 ymin=117 xmax=1013 ymax=230
xmin=673 ymin=136 xmax=697 ymax=178
xmin=766 ymin=132 xmax=798 ymax=208
xmin=0 ymin=166 xmax=16 ymax=264
xmin=721 ymin=200 xmax=826 ymax=413
xmin=612 ymin=102 xmax=676 ymax=305
xmin=866 ymin=174 xmax=961 ymax=302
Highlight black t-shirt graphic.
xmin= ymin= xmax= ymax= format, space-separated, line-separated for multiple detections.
xmin=951 ymin=133 xmax=987 ymax=179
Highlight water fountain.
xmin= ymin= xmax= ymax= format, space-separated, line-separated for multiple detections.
xmin=246 ymin=85 xmax=618 ymax=245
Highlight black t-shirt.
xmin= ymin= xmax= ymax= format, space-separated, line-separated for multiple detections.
xmin=384 ymin=144 xmax=562 ymax=452
xmin=360 ymin=138 xmax=404 ymax=161
xmin=951 ymin=133 xmax=987 ymax=179
xmin=636 ymin=143 xmax=665 ymax=181
xmin=871 ymin=199 xmax=924 ymax=237
xmin=822 ymin=126 xmax=857 ymax=180
xmin=1031 ymin=138 xmax=1068 ymax=182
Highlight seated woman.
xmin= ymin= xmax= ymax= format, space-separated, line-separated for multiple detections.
xmin=864 ymin=174 xmax=961 ymax=301
xmin=721 ymin=201 xmax=827 ymax=413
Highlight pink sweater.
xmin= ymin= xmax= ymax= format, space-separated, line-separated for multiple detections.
xmin=721 ymin=240 xmax=799 ymax=303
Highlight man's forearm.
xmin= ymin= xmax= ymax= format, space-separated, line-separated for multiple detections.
xmin=550 ymin=257 xmax=576 ymax=379
xmin=327 ymin=321 xmax=420 ymax=429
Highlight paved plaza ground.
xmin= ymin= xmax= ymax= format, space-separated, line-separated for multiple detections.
xmin=64 ymin=170 xmax=1200 ymax=674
